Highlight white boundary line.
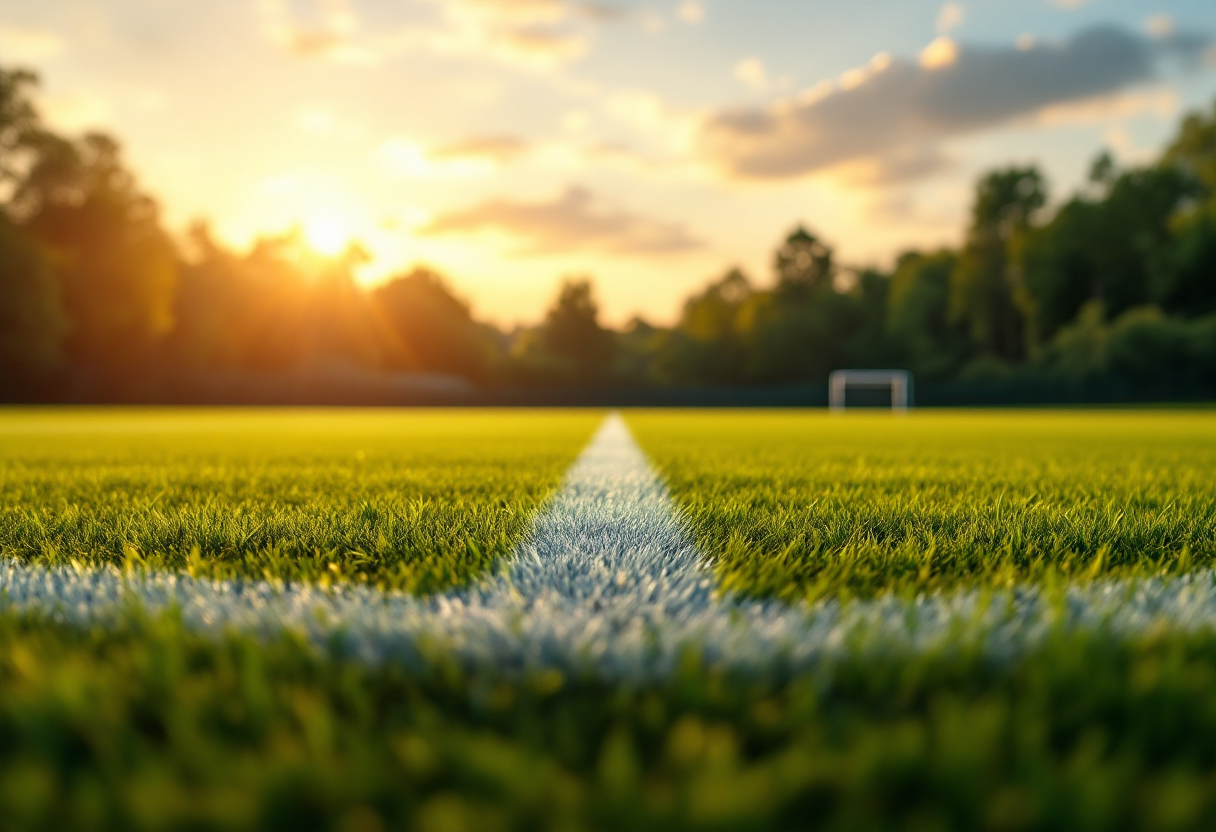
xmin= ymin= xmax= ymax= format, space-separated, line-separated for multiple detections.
xmin=2 ymin=413 xmax=1216 ymax=679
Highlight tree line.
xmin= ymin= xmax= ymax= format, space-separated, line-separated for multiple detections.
xmin=2 ymin=63 xmax=1214 ymax=401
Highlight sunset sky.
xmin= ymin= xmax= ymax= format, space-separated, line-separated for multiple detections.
xmin=3 ymin=0 xmax=1215 ymax=326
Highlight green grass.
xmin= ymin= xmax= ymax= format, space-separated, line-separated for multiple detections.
xmin=628 ymin=410 xmax=1216 ymax=602
xmin=0 ymin=408 xmax=601 ymax=592
xmin=5 ymin=608 xmax=1216 ymax=831
xmin=3 ymin=407 xmax=1216 ymax=831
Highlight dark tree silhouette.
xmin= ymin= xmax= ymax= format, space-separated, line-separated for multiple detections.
xmin=950 ymin=166 xmax=1047 ymax=363
xmin=0 ymin=214 xmax=63 ymax=383
xmin=774 ymin=226 xmax=832 ymax=299
xmin=540 ymin=278 xmax=613 ymax=381
xmin=372 ymin=267 xmax=496 ymax=380
xmin=20 ymin=133 xmax=176 ymax=374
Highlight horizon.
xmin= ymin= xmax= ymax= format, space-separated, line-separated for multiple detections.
xmin=4 ymin=0 xmax=1215 ymax=327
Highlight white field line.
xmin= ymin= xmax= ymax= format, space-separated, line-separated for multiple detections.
xmin=1 ymin=413 xmax=1215 ymax=679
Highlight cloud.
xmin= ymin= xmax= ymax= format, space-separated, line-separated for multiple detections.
xmin=456 ymin=0 xmax=624 ymax=24
xmin=837 ymin=146 xmax=955 ymax=187
xmin=258 ymin=0 xmax=623 ymax=69
xmin=678 ymin=2 xmax=705 ymax=24
xmin=420 ymin=187 xmax=705 ymax=255
xmin=735 ymin=58 xmax=768 ymax=91
xmin=1146 ymin=15 xmax=1174 ymax=39
xmin=259 ymin=0 xmax=376 ymax=63
xmin=936 ymin=3 xmax=964 ymax=35
xmin=491 ymin=25 xmax=588 ymax=65
xmin=919 ymin=36 xmax=960 ymax=69
xmin=381 ymin=135 xmax=531 ymax=177
xmin=420 ymin=0 xmax=626 ymax=68
xmin=1034 ymin=88 xmax=1178 ymax=126
xmin=429 ymin=135 xmax=529 ymax=164
xmin=699 ymin=25 xmax=1213 ymax=182
xmin=0 ymin=25 xmax=64 ymax=61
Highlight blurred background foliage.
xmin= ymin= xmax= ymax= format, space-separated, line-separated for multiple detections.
xmin=1 ymin=63 xmax=1214 ymax=402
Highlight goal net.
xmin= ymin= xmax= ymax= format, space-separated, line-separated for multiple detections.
xmin=828 ymin=370 xmax=913 ymax=412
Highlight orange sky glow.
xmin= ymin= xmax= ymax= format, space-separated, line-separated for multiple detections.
xmin=5 ymin=0 xmax=1214 ymax=325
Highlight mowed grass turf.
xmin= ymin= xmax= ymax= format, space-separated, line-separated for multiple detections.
xmin=628 ymin=409 xmax=1216 ymax=602
xmin=8 ymin=606 xmax=1216 ymax=831
xmin=6 ymin=407 xmax=1216 ymax=831
xmin=0 ymin=408 xmax=602 ymax=592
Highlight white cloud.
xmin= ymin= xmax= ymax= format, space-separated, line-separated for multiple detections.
xmin=699 ymin=26 xmax=1204 ymax=183
xmin=734 ymin=57 xmax=768 ymax=91
xmin=936 ymin=3 xmax=964 ymax=35
xmin=919 ymin=36 xmax=959 ymax=70
xmin=678 ymin=1 xmax=705 ymax=24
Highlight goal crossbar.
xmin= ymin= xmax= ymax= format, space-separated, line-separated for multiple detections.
xmin=828 ymin=369 xmax=913 ymax=412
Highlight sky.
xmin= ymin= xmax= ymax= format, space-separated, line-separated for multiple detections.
xmin=2 ymin=0 xmax=1215 ymax=327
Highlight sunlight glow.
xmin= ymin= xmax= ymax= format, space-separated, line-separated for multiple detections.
xmin=304 ymin=214 xmax=352 ymax=256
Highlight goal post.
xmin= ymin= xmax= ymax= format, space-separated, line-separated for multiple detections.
xmin=828 ymin=370 xmax=914 ymax=412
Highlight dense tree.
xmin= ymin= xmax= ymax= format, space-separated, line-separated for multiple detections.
xmin=372 ymin=267 xmax=496 ymax=381
xmin=1043 ymin=303 xmax=1216 ymax=391
xmin=170 ymin=223 xmax=266 ymax=370
xmin=1158 ymin=102 xmax=1216 ymax=317
xmin=731 ymin=231 xmax=881 ymax=384
xmin=171 ymin=227 xmax=405 ymax=374
xmin=18 ymin=133 xmax=176 ymax=374
xmin=950 ymin=166 xmax=1047 ymax=363
xmin=842 ymin=267 xmax=892 ymax=368
xmin=2 ymin=48 xmax=1216 ymax=401
xmin=0 ymin=68 xmax=42 ymax=198
xmin=539 ymin=278 xmax=614 ymax=381
xmin=886 ymin=251 xmax=965 ymax=379
xmin=1164 ymin=100 xmax=1216 ymax=192
xmin=614 ymin=317 xmax=666 ymax=384
xmin=0 ymin=68 xmax=63 ymax=390
xmin=773 ymin=226 xmax=833 ymax=299
xmin=0 ymin=214 xmax=63 ymax=384
xmin=656 ymin=268 xmax=752 ymax=384
xmin=1161 ymin=208 xmax=1216 ymax=317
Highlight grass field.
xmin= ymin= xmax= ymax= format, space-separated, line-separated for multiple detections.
xmin=0 ymin=408 xmax=600 ymax=592
xmin=3 ymin=406 xmax=1216 ymax=831
xmin=631 ymin=410 xmax=1216 ymax=602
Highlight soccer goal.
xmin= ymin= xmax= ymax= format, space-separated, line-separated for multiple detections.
xmin=828 ymin=369 xmax=914 ymax=412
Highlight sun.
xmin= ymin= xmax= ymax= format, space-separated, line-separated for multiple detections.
xmin=303 ymin=213 xmax=352 ymax=257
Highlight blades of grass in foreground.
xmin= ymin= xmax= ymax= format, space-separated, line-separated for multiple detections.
xmin=4 ymin=606 xmax=1216 ymax=831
